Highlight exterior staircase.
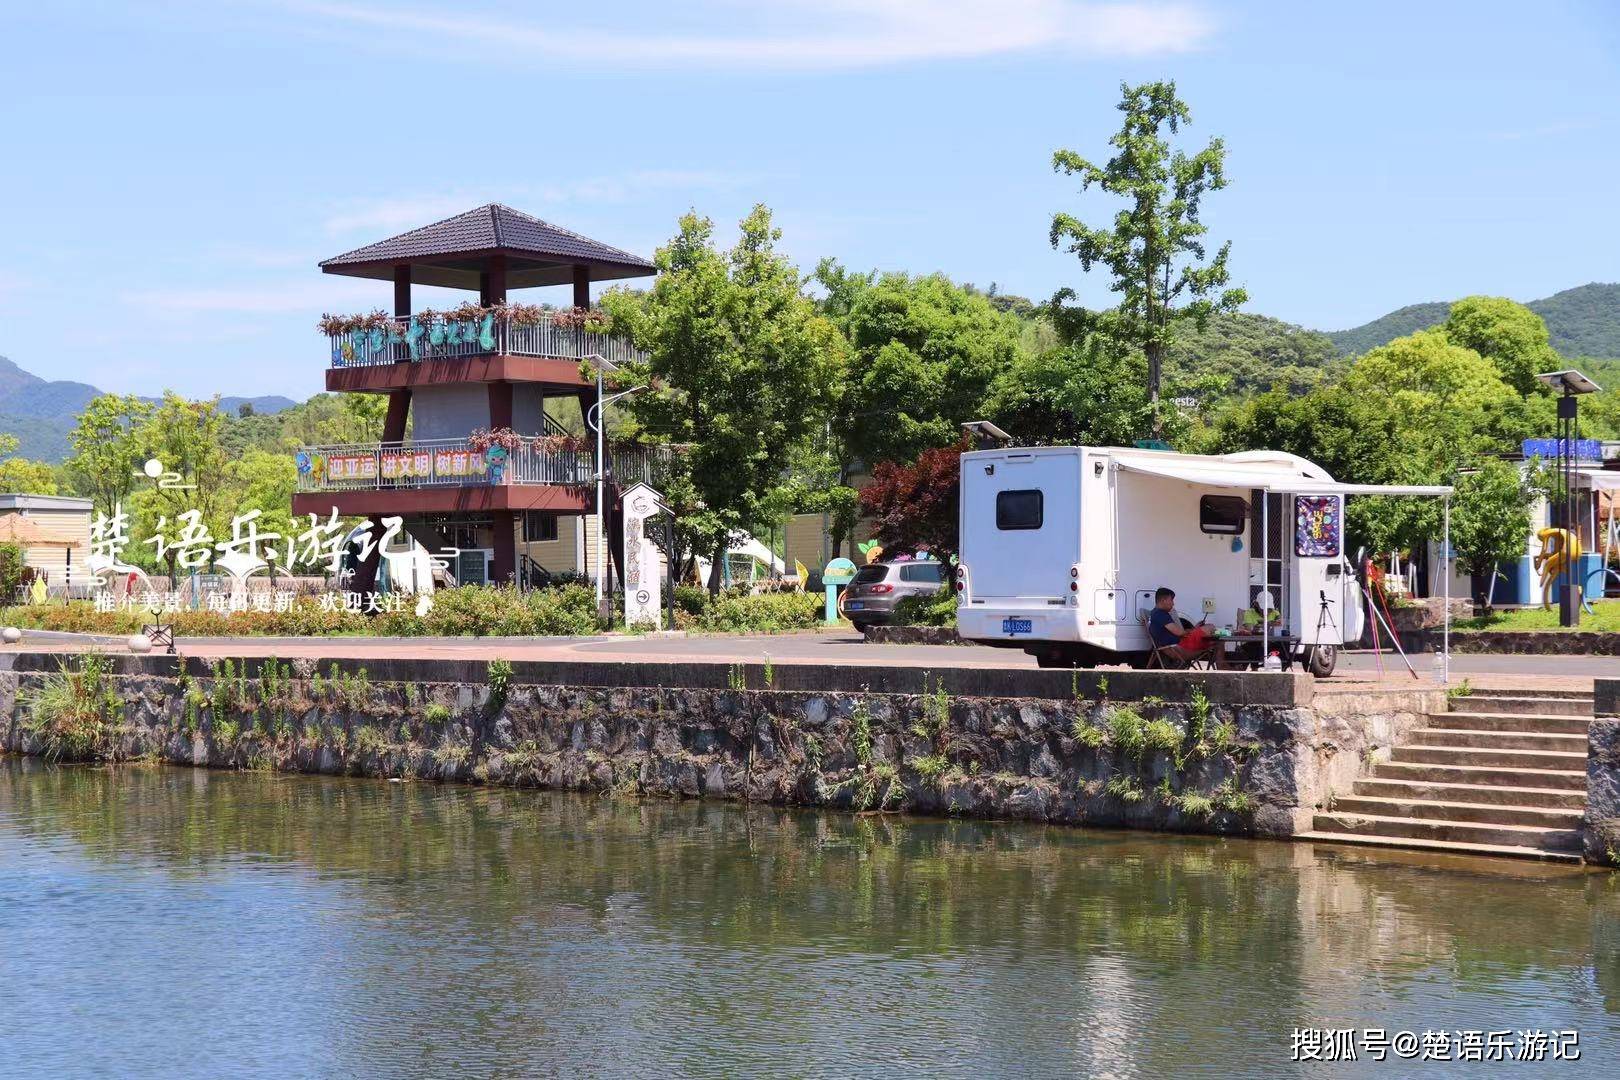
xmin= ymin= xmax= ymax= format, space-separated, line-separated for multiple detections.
xmin=1301 ymin=688 xmax=1593 ymax=863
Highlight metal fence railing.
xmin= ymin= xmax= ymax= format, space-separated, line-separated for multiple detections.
xmin=295 ymin=438 xmax=675 ymax=493
xmin=327 ymin=313 xmax=644 ymax=369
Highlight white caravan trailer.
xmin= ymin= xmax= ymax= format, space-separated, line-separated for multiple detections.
xmin=956 ymin=446 xmax=1452 ymax=674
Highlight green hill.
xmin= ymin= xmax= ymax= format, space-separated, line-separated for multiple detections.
xmin=1326 ymin=302 xmax=1451 ymax=356
xmin=0 ymin=356 xmax=296 ymax=464
xmin=1167 ymin=312 xmax=1342 ymax=395
xmin=1528 ymin=283 xmax=1620 ymax=359
xmin=1326 ymin=283 xmax=1620 ymax=359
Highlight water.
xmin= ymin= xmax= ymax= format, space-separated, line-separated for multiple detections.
xmin=1 ymin=759 xmax=1616 ymax=1078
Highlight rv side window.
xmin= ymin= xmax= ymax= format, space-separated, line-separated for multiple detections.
xmin=996 ymin=489 xmax=1043 ymax=531
xmin=1199 ymin=495 xmax=1247 ymax=535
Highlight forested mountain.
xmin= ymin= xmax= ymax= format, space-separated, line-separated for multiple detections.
xmin=1529 ymin=283 xmax=1620 ymax=359
xmin=0 ymin=356 xmax=295 ymax=463
xmin=1327 ymin=283 xmax=1620 ymax=359
xmin=1326 ymin=302 xmax=1452 ymax=357
xmin=1166 ymin=313 xmax=1342 ymax=395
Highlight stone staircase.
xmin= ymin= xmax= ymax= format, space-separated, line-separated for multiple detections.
xmin=1301 ymin=688 xmax=1593 ymax=863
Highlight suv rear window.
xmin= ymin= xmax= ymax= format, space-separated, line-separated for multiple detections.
xmin=899 ymin=563 xmax=943 ymax=583
xmin=996 ymin=489 xmax=1043 ymax=530
xmin=852 ymin=565 xmax=889 ymax=585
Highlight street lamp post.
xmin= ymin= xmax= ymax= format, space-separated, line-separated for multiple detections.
xmin=583 ymin=354 xmax=646 ymax=621
xmin=1535 ymin=369 xmax=1601 ymax=628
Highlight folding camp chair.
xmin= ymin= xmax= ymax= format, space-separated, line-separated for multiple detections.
xmin=1139 ymin=611 xmax=1216 ymax=670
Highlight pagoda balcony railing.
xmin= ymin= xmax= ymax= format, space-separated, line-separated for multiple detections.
xmin=327 ymin=312 xmax=645 ymax=369
xmin=294 ymin=437 xmax=675 ymax=494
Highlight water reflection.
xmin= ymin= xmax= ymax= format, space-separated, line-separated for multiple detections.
xmin=1 ymin=758 xmax=1616 ymax=1077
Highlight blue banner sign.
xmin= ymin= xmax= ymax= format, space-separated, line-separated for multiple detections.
xmin=1523 ymin=438 xmax=1601 ymax=461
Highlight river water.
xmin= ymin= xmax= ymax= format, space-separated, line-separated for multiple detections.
xmin=2 ymin=758 xmax=1616 ymax=1078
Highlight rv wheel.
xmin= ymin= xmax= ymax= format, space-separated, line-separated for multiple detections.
xmin=1033 ymin=644 xmax=1105 ymax=669
xmin=1307 ymin=646 xmax=1337 ymax=678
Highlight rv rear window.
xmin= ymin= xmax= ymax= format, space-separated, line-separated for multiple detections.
xmin=996 ymin=489 xmax=1043 ymax=531
xmin=1200 ymin=494 xmax=1247 ymax=535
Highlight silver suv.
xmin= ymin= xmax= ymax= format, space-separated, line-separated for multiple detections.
xmin=841 ymin=560 xmax=946 ymax=628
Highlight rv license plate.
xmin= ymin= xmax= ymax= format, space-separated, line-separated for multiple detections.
xmin=1002 ymin=617 xmax=1033 ymax=635
xmin=845 ymin=601 xmax=864 ymax=611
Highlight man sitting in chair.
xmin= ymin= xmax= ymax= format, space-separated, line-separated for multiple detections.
xmin=1148 ymin=587 xmax=1212 ymax=664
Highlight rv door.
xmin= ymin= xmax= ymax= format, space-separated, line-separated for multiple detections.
xmin=960 ymin=449 xmax=1082 ymax=608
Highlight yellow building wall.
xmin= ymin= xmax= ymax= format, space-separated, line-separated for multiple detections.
xmin=1 ymin=507 xmax=91 ymax=588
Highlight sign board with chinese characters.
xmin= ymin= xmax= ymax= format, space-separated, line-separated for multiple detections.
xmin=621 ymin=483 xmax=667 ymax=628
xmin=1522 ymin=437 xmax=1601 ymax=461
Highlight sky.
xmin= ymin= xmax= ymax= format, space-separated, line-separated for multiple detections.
xmin=2 ymin=0 xmax=1618 ymax=400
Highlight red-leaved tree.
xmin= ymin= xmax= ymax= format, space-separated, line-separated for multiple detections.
xmin=857 ymin=438 xmax=967 ymax=561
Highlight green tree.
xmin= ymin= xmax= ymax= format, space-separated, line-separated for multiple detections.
xmin=1342 ymin=329 xmax=1529 ymax=461
xmin=1450 ymin=458 xmax=1541 ymax=607
xmin=129 ymin=393 xmax=231 ymax=579
xmin=65 ymin=394 xmax=153 ymax=518
xmin=1443 ymin=296 xmax=1560 ymax=396
xmin=225 ymin=448 xmax=298 ymax=564
xmin=0 ymin=457 xmax=60 ymax=494
xmin=603 ymin=206 xmax=843 ymax=590
xmin=986 ymin=337 xmax=1161 ymax=447
xmin=815 ymin=263 xmax=1023 ymax=466
xmin=1049 ymin=80 xmax=1247 ymax=435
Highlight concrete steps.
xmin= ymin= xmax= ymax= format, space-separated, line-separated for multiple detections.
xmin=1311 ymin=691 xmax=1593 ymax=863
xmin=1351 ymin=776 xmax=1587 ymax=809
xmin=1297 ymin=830 xmax=1585 ymax=864
xmin=1426 ymin=712 xmax=1590 ymax=735
xmin=1455 ymin=690 xmax=1593 ymax=715
xmin=1311 ymin=811 xmax=1583 ymax=852
xmin=1371 ymin=760 xmax=1587 ymax=790
xmin=1408 ymin=727 xmax=1588 ymax=752
xmin=1330 ymin=795 xmax=1583 ymax=829
xmin=1389 ymin=744 xmax=1586 ymax=770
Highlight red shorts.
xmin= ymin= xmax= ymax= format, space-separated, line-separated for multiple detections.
xmin=1180 ymin=626 xmax=1212 ymax=653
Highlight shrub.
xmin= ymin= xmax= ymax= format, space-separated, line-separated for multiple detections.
xmin=539 ymin=569 xmax=593 ymax=590
xmin=890 ymin=585 xmax=957 ymax=627
xmin=680 ymin=590 xmax=821 ymax=633
xmin=0 ymin=542 xmax=25 ymax=599
xmin=24 ymin=653 xmax=124 ymax=762
xmin=672 ymin=585 xmax=710 ymax=618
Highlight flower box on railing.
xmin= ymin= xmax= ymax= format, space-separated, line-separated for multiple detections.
xmin=319 ymin=304 xmax=635 ymax=368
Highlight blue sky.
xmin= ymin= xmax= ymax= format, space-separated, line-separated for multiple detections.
xmin=2 ymin=1 xmax=1617 ymax=399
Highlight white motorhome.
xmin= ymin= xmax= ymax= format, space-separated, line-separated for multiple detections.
xmin=956 ymin=446 xmax=1452 ymax=673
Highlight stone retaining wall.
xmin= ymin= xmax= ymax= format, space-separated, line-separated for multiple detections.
xmin=1590 ymin=682 xmax=1620 ymax=867
xmin=0 ymin=653 xmax=1439 ymax=842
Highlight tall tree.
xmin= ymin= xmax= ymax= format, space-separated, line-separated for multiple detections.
xmin=1442 ymin=296 xmax=1560 ymax=397
xmin=65 ymin=394 xmax=153 ymax=518
xmin=603 ymin=206 xmax=844 ymax=590
xmin=130 ymin=393 xmax=231 ymax=579
xmin=1450 ymin=458 xmax=1542 ymax=607
xmin=1049 ymin=80 xmax=1247 ymax=435
xmin=816 ymin=263 xmax=1023 ymax=466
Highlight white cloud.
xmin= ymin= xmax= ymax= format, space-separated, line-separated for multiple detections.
xmin=271 ymin=0 xmax=1215 ymax=71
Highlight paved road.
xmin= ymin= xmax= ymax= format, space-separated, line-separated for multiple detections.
xmin=8 ymin=628 xmax=1613 ymax=687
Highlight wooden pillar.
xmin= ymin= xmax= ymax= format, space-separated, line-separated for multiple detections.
xmin=480 ymin=254 xmax=508 ymax=306
xmin=381 ymin=389 xmax=411 ymax=442
xmin=392 ymin=264 xmax=411 ymax=317
xmin=488 ymin=382 xmax=513 ymax=430
xmin=572 ymin=264 xmax=591 ymax=309
xmin=491 ymin=511 xmax=517 ymax=586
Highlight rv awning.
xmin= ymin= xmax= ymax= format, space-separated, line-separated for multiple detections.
xmin=1114 ymin=458 xmax=1452 ymax=497
xmin=1579 ymin=471 xmax=1620 ymax=491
